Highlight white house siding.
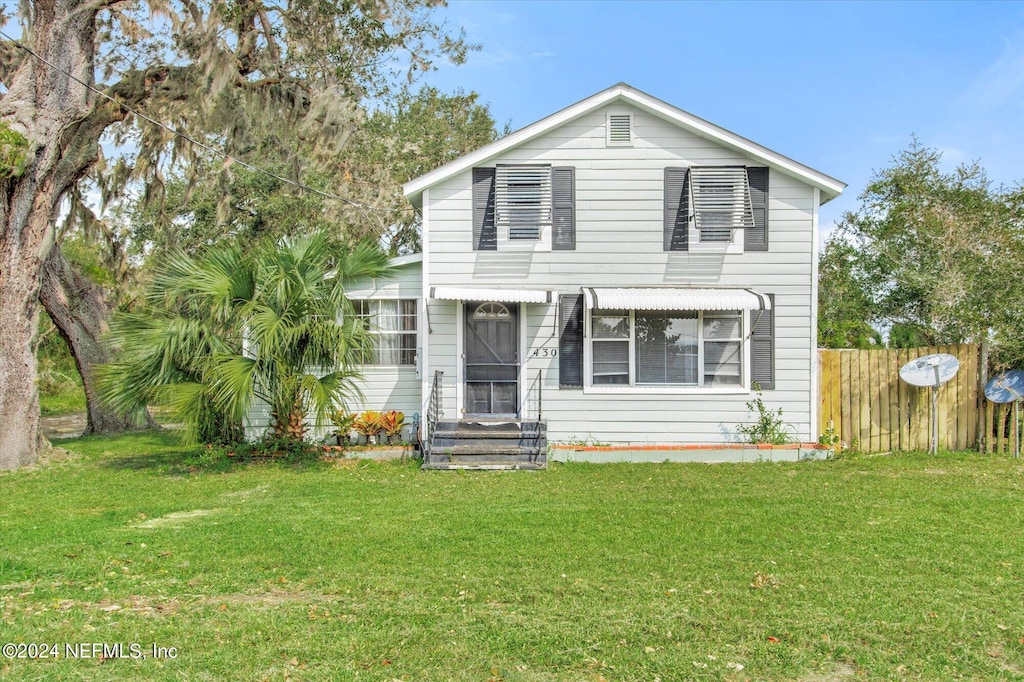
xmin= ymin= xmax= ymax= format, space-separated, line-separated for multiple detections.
xmin=424 ymin=103 xmax=817 ymax=445
xmin=344 ymin=258 xmax=423 ymax=418
xmin=423 ymin=300 xmax=460 ymax=421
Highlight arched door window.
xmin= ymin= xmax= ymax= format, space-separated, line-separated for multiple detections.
xmin=473 ymin=302 xmax=511 ymax=320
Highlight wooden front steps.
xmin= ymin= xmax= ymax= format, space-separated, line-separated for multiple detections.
xmin=423 ymin=419 xmax=547 ymax=470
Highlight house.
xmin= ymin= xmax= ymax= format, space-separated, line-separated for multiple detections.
xmin=266 ymin=83 xmax=845 ymax=466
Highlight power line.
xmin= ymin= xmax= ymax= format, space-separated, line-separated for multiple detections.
xmin=0 ymin=29 xmax=416 ymax=231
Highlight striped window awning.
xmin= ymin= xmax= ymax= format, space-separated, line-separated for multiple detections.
xmin=430 ymin=286 xmax=553 ymax=304
xmin=585 ymin=287 xmax=771 ymax=311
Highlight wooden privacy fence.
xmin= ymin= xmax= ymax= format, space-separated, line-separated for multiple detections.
xmin=982 ymin=400 xmax=1024 ymax=455
xmin=818 ymin=344 xmax=979 ymax=453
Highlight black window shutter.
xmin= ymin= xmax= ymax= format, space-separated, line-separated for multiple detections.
xmin=664 ymin=167 xmax=689 ymax=251
xmin=750 ymin=294 xmax=775 ymax=390
xmin=472 ymin=167 xmax=497 ymax=251
xmin=552 ymin=167 xmax=575 ymax=250
xmin=745 ymin=167 xmax=769 ymax=251
xmin=559 ymin=294 xmax=584 ymax=387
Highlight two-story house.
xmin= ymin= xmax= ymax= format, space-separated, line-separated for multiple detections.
xmin=314 ymin=83 xmax=845 ymax=467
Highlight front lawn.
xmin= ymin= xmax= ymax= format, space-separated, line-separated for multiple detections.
xmin=38 ymin=387 xmax=86 ymax=416
xmin=2 ymin=433 xmax=1023 ymax=680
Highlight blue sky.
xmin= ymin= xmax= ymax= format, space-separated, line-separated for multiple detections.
xmin=423 ymin=0 xmax=1024 ymax=237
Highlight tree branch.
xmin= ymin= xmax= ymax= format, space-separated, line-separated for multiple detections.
xmin=256 ymin=8 xmax=281 ymax=63
xmin=0 ymin=38 xmax=28 ymax=86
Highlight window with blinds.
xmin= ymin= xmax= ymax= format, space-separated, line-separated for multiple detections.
xmin=495 ymin=165 xmax=551 ymax=240
xmin=589 ymin=308 xmax=744 ymax=387
xmin=702 ymin=313 xmax=743 ymax=386
xmin=635 ymin=311 xmax=698 ymax=385
xmin=591 ymin=311 xmax=630 ymax=385
xmin=689 ymin=166 xmax=755 ymax=242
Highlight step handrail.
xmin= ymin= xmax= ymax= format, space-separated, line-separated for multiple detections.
xmin=424 ymin=370 xmax=443 ymax=457
xmin=536 ymin=369 xmax=542 ymax=422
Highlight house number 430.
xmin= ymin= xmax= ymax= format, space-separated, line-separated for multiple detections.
xmin=532 ymin=348 xmax=557 ymax=358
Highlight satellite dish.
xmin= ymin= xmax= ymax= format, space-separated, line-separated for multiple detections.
xmin=899 ymin=353 xmax=960 ymax=388
xmin=985 ymin=370 xmax=1024 ymax=459
xmin=984 ymin=370 xmax=1024 ymax=404
xmin=899 ymin=353 xmax=960 ymax=456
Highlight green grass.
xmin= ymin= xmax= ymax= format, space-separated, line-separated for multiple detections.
xmin=2 ymin=434 xmax=1024 ymax=680
xmin=38 ymin=387 xmax=86 ymax=416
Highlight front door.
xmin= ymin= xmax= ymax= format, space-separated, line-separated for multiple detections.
xmin=465 ymin=301 xmax=519 ymax=416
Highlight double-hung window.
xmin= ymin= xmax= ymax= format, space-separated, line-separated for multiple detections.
xmin=495 ymin=164 xmax=551 ymax=241
xmin=355 ymin=300 xmax=417 ymax=366
xmin=590 ymin=309 xmax=744 ymax=387
xmin=591 ymin=311 xmax=631 ymax=385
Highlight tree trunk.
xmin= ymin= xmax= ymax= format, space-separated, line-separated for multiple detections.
xmin=272 ymin=399 xmax=308 ymax=441
xmin=0 ymin=0 xmax=103 ymax=468
xmin=39 ymin=244 xmax=156 ymax=434
xmin=0 ymin=225 xmax=47 ymax=470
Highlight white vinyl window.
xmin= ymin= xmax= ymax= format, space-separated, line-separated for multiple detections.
xmin=495 ymin=165 xmax=551 ymax=240
xmin=590 ymin=309 xmax=744 ymax=387
xmin=591 ymin=311 xmax=631 ymax=385
xmin=355 ymin=299 xmax=417 ymax=366
xmin=689 ymin=166 xmax=755 ymax=243
xmin=701 ymin=312 xmax=743 ymax=386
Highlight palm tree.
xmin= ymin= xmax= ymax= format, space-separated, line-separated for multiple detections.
xmin=99 ymin=232 xmax=390 ymax=444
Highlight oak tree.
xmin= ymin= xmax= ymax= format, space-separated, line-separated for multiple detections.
xmin=0 ymin=0 xmax=469 ymax=468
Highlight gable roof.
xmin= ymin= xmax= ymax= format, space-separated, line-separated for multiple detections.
xmin=403 ymin=83 xmax=845 ymax=207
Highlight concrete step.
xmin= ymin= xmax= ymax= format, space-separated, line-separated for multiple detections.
xmin=446 ymin=446 xmax=542 ymax=458
xmin=425 ymin=419 xmax=547 ymax=472
xmin=430 ymin=436 xmax=544 ymax=446
xmin=422 ymin=460 xmax=546 ymax=471
xmin=434 ymin=420 xmax=543 ymax=433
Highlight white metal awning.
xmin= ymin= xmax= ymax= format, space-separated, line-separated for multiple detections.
xmin=585 ymin=287 xmax=771 ymax=311
xmin=430 ymin=286 xmax=552 ymax=304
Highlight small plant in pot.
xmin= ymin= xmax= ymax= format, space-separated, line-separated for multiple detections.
xmin=380 ymin=410 xmax=405 ymax=444
xmin=353 ymin=410 xmax=384 ymax=445
xmin=330 ymin=410 xmax=356 ymax=446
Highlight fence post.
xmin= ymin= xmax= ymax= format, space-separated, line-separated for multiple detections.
xmin=977 ymin=340 xmax=988 ymax=452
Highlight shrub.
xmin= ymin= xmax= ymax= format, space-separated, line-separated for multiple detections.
xmin=353 ymin=410 xmax=384 ymax=436
xmin=738 ymin=383 xmax=794 ymax=445
xmin=380 ymin=410 xmax=405 ymax=437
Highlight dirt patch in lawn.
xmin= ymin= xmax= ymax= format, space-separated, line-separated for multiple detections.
xmin=136 ymin=509 xmax=224 ymax=528
xmin=220 ymin=485 xmax=270 ymax=500
xmin=67 ymin=590 xmax=352 ymax=617
xmin=799 ymin=662 xmax=858 ymax=681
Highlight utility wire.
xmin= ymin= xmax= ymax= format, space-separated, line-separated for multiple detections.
xmin=0 ymin=29 xmax=415 ymax=232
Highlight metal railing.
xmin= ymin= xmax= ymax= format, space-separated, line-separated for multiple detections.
xmin=537 ymin=370 xmax=543 ymax=422
xmin=423 ymin=370 xmax=444 ymax=457
xmin=524 ymin=370 xmax=543 ymax=421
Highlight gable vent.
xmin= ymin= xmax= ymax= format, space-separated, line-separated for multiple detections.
xmin=607 ymin=113 xmax=633 ymax=146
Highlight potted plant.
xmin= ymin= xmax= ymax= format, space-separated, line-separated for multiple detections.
xmin=380 ymin=410 xmax=405 ymax=444
xmin=353 ymin=410 xmax=384 ymax=445
xmin=329 ymin=410 xmax=356 ymax=446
